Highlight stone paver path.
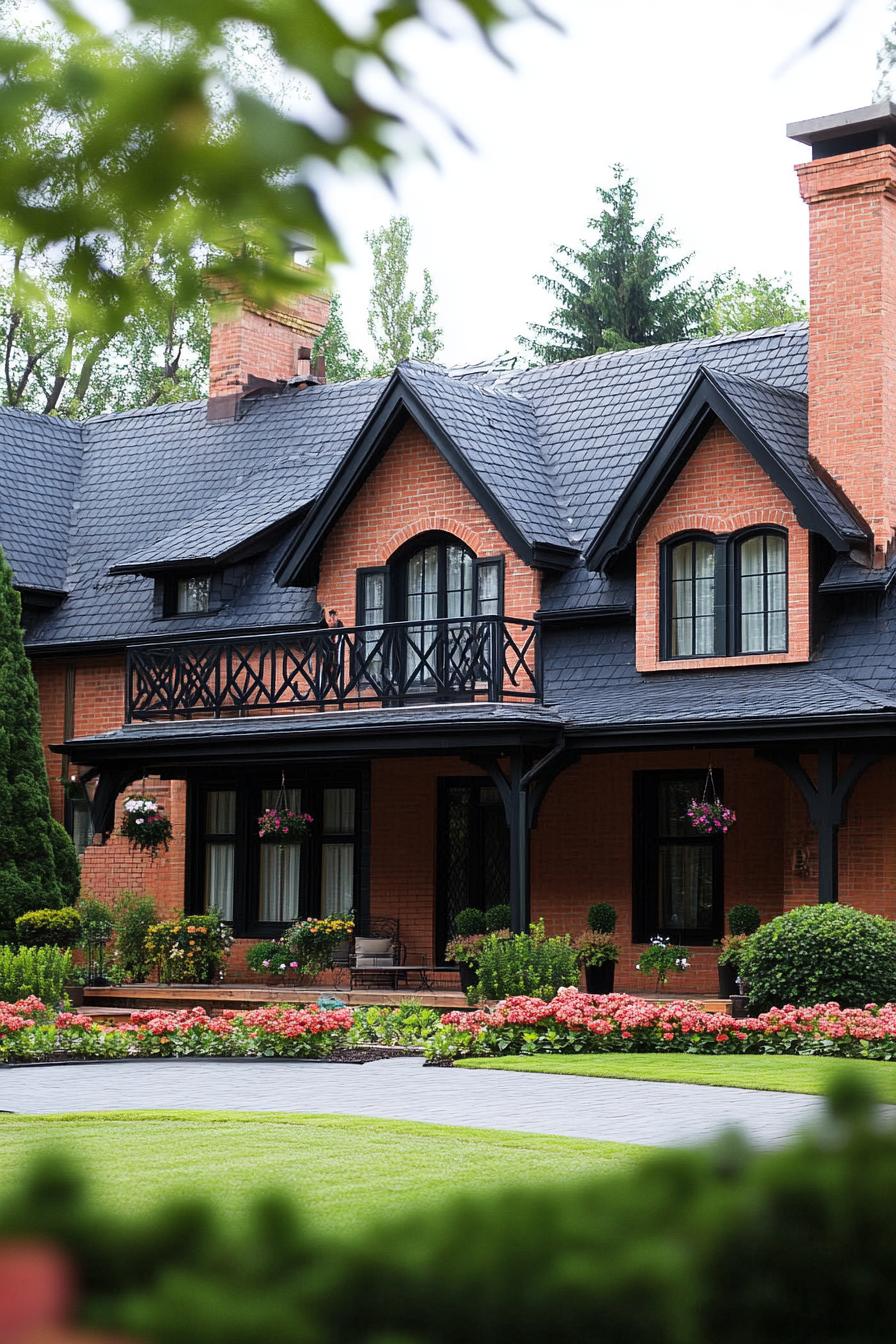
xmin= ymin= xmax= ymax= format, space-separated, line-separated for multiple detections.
xmin=0 ymin=1056 xmax=857 ymax=1147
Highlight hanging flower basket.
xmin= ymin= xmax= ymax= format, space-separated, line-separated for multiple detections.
xmin=687 ymin=767 xmax=736 ymax=835
xmin=257 ymin=806 xmax=313 ymax=844
xmin=120 ymin=795 xmax=173 ymax=859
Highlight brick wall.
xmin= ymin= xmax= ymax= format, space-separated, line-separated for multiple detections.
xmin=635 ymin=420 xmax=810 ymax=672
xmin=317 ymin=420 xmax=542 ymax=624
xmin=797 ymin=145 xmax=896 ymax=560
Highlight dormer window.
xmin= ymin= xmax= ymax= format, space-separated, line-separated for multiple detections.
xmin=661 ymin=528 xmax=787 ymax=660
xmin=176 ymin=576 xmax=211 ymax=614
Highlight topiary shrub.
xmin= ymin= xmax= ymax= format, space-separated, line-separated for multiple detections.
xmin=728 ymin=903 xmax=760 ymax=936
xmin=483 ymin=903 xmax=511 ymax=932
xmin=15 ymin=906 xmax=81 ymax=949
xmin=452 ymin=906 xmax=486 ymax=937
xmin=741 ymin=903 xmax=896 ymax=1011
xmin=588 ymin=902 xmax=617 ymax=933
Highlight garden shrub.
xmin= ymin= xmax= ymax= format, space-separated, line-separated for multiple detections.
xmin=0 ymin=945 xmax=71 ymax=1004
xmin=740 ymin=903 xmax=896 ymax=1011
xmin=77 ymin=896 xmax=115 ymax=945
xmin=246 ymin=939 xmax=284 ymax=975
xmin=14 ymin=906 xmax=81 ymax=948
xmin=453 ymin=906 xmax=486 ymax=936
xmin=728 ymin=903 xmax=760 ymax=936
xmin=145 ymin=912 xmax=233 ymax=982
xmin=48 ymin=818 xmax=81 ymax=905
xmin=1 ymin=1087 xmax=894 ymax=1344
xmin=474 ymin=920 xmax=578 ymax=1002
xmin=587 ymin=902 xmax=617 ymax=933
xmin=111 ymin=891 xmax=157 ymax=981
xmin=349 ymin=1004 xmax=442 ymax=1046
xmin=483 ymin=902 xmax=512 ymax=932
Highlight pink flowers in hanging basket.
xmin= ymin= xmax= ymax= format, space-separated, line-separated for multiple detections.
xmin=257 ymin=807 xmax=313 ymax=844
xmin=687 ymin=798 xmax=736 ymax=835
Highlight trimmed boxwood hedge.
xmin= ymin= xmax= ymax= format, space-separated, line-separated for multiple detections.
xmin=14 ymin=905 xmax=81 ymax=949
xmin=741 ymin=903 xmax=896 ymax=1011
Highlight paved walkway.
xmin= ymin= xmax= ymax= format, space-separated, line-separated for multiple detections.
xmin=0 ymin=1057 xmax=854 ymax=1147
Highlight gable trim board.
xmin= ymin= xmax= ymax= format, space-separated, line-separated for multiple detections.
xmin=586 ymin=366 xmax=870 ymax=571
xmin=275 ymin=368 xmax=579 ymax=588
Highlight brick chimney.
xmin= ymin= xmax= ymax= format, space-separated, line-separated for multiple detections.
xmin=207 ymin=283 xmax=330 ymax=418
xmin=789 ymin=102 xmax=896 ymax=562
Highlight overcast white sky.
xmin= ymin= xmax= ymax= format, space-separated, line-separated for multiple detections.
xmin=319 ymin=0 xmax=893 ymax=365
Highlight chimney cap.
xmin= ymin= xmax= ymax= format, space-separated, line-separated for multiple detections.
xmin=788 ymin=99 xmax=896 ymax=158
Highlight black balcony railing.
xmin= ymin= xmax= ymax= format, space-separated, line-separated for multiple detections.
xmin=125 ymin=615 xmax=541 ymax=722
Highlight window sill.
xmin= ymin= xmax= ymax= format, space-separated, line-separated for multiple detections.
xmin=638 ymin=649 xmax=808 ymax=674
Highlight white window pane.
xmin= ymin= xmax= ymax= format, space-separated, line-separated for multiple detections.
xmin=672 ymin=619 xmax=693 ymax=657
xmin=477 ymin=562 xmax=500 ymax=616
xmin=259 ymin=844 xmax=301 ymax=922
xmin=767 ymin=571 xmax=786 ymax=612
xmin=71 ymin=801 xmax=94 ymax=856
xmin=671 ymin=543 xmax=693 ymax=581
xmin=177 ymin=576 xmax=210 ymax=613
xmin=739 ymin=535 xmax=765 ymax=576
xmin=206 ymin=789 xmax=235 ymax=834
xmin=261 ymin=787 xmax=301 ymax=811
xmin=205 ymin=842 xmax=234 ymax=920
xmin=768 ymin=609 xmax=787 ymax=651
xmin=741 ymin=575 xmax=764 ymax=615
xmin=321 ymin=844 xmax=354 ymax=914
xmin=672 ymin=579 xmax=693 ymax=619
xmin=766 ymin=534 xmax=786 ymax=572
xmin=694 ymin=541 xmax=715 ymax=579
xmin=364 ymin=573 xmax=384 ymax=621
xmin=741 ymin=612 xmax=765 ymax=653
xmin=323 ymin=787 xmax=355 ymax=834
xmin=695 ymin=578 xmax=714 ymax=616
xmin=694 ymin=616 xmax=715 ymax=656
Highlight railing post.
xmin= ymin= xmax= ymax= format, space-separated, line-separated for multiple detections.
xmin=489 ymin=617 xmax=502 ymax=701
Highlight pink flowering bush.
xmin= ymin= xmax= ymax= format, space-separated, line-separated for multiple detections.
xmin=687 ymin=798 xmax=736 ymax=834
xmin=424 ymin=989 xmax=896 ymax=1062
xmin=0 ymin=999 xmax=352 ymax=1063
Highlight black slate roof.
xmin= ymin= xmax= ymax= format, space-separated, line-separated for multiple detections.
xmin=0 ymin=407 xmax=81 ymax=594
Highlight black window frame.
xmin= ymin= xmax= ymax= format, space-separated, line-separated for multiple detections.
xmin=436 ymin=776 xmax=510 ymax=958
xmin=355 ymin=540 xmax=505 ymax=626
xmin=632 ymin=769 xmax=724 ymax=946
xmin=186 ymin=766 xmax=369 ymax=939
xmin=660 ymin=527 xmax=789 ymax=661
xmin=159 ymin=572 xmax=215 ymax=619
xmin=731 ymin=527 xmax=788 ymax=655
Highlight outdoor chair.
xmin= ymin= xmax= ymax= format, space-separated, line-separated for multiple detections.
xmin=350 ymin=918 xmax=406 ymax=986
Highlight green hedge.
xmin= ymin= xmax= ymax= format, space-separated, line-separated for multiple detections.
xmin=1 ymin=1086 xmax=893 ymax=1342
xmin=14 ymin=906 xmax=81 ymax=948
xmin=741 ymin=903 xmax=896 ymax=1011
xmin=0 ymin=944 xmax=71 ymax=1003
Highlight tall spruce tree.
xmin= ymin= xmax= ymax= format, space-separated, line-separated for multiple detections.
xmin=0 ymin=548 xmax=74 ymax=939
xmin=522 ymin=165 xmax=714 ymax=364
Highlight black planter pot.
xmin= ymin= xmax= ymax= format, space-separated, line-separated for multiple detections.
xmin=456 ymin=962 xmax=478 ymax=993
xmin=717 ymin=961 xmax=739 ymax=999
xmin=584 ymin=961 xmax=616 ymax=994
xmin=64 ymin=985 xmax=85 ymax=1007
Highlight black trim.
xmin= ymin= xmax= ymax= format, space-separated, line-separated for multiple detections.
xmin=632 ymin=769 xmax=724 ymax=945
xmin=587 ymin=367 xmax=869 ymax=570
xmin=274 ymin=369 xmax=578 ymax=587
xmin=732 ymin=527 xmax=788 ymax=655
xmin=436 ymin=776 xmax=510 ymax=958
xmin=659 ymin=532 xmax=723 ymax=661
xmin=535 ymin=603 xmax=633 ymax=625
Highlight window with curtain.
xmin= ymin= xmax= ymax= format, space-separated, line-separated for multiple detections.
xmin=736 ymin=531 xmax=787 ymax=653
xmin=634 ymin=772 xmax=723 ymax=944
xmin=203 ymin=789 xmax=235 ymax=920
xmin=320 ymin=787 xmax=356 ymax=915
xmin=175 ymin=575 xmax=210 ymax=613
xmin=258 ymin=787 xmax=302 ymax=923
xmin=359 ymin=569 xmax=386 ymax=683
xmin=668 ymin=537 xmax=716 ymax=657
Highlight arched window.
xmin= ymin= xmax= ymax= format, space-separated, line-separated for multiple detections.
xmin=735 ymin=530 xmax=787 ymax=653
xmin=666 ymin=535 xmax=717 ymax=658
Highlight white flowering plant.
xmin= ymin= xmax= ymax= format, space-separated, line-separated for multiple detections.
xmin=636 ymin=936 xmax=691 ymax=991
xmin=120 ymin=795 xmax=173 ymax=860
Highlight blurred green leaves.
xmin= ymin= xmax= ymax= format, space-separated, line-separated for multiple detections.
xmin=0 ymin=0 xmax=540 ymax=340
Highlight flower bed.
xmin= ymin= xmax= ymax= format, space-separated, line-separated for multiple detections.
xmin=0 ymin=999 xmax=353 ymax=1063
xmin=424 ymin=989 xmax=896 ymax=1062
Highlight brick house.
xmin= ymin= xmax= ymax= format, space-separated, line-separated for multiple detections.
xmin=6 ymin=101 xmax=896 ymax=993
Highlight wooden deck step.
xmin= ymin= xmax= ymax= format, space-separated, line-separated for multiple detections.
xmin=83 ymin=984 xmax=469 ymax=1012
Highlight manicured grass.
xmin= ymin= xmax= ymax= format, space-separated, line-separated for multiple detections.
xmin=456 ymin=1052 xmax=896 ymax=1101
xmin=0 ymin=1112 xmax=644 ymax=1231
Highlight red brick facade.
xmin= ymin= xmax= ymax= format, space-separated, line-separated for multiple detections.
xmin=635 ymin=421 xmax=811 ymax=672
xmin=208 ymin=289 xmax=330 ymax=399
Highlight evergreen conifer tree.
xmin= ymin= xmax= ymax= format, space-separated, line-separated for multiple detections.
xmin=522 ymin=166 xmax=714 ymax=364
xmin=311 ymin=294 xmax=369 ymax=384
xmin=0 ymin=548 xmax=72 ymax=939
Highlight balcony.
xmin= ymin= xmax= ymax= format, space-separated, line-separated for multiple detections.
xmin=125 ymin=615 xmax=541 ymax=722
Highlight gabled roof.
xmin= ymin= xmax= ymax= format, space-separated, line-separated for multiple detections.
xmin=276 ymin=362 xmax=578 ymax=586
xmin=0 ymin=406 xmax=82 ymax=596
xmin=587 ymin=364 xmax=869 ymax=569
xmin=108 ymin=462 xmax=327 ymax=575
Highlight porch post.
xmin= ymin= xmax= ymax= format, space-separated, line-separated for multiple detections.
xmin=507 ymin=752 xmax=530 ymax=934
xmin=758 ymin=747 xmax=879 ymax=904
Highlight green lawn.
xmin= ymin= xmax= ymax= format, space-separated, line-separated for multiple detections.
xmin=456 ymin=1052 xmax=896 ymax=1100
xmin=0 ymin=1112 xmax=643 ymax=1232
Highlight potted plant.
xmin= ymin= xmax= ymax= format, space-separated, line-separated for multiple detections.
xmin=575 ymin=930 xmax=620 ymax=993
xmin=257 ymin=805 xmax=313 ymax=844
xmin=445 ymin=933 xmax=486 ymax=993
xmin=717 ymin=904 xmax=760 ymax=997
xmin=636 ymin=937 xmax=690 ymax=992
xmin=145 ymin=911 xmax=233 ymax=983
xmin=120 ymin=795 xmax=173 ymax=860
xmin=281 ymin=914 xmax=355 ymax=977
